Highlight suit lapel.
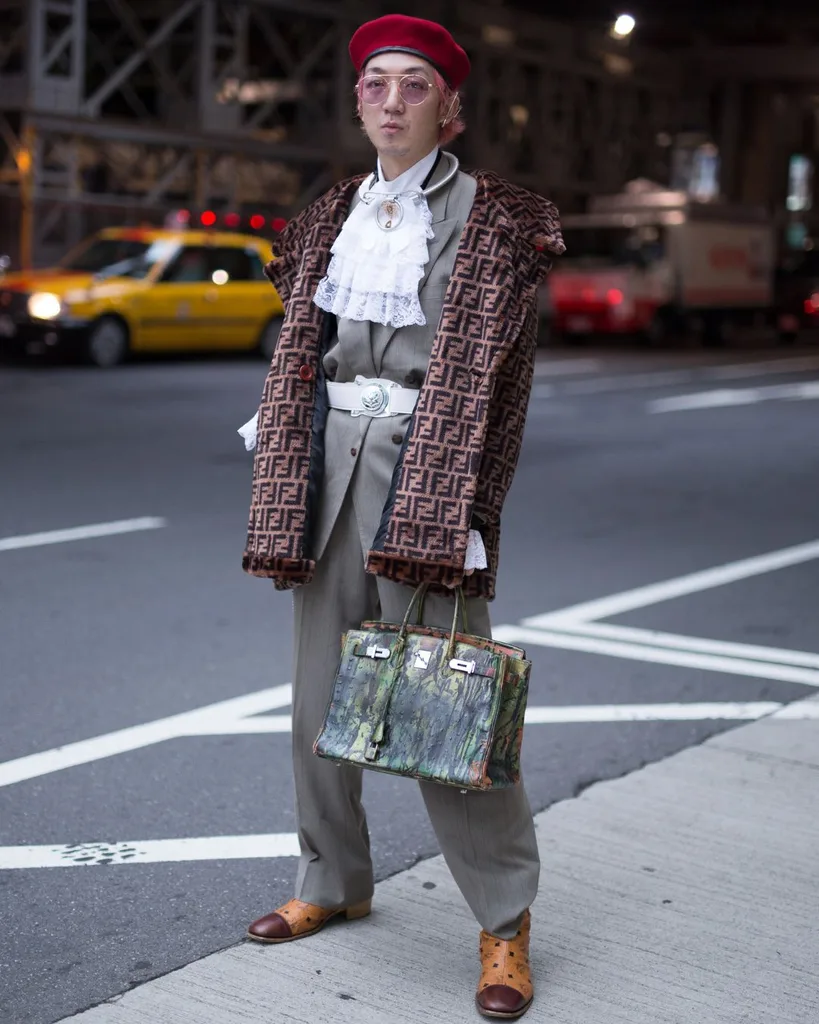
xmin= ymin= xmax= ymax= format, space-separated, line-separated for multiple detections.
xmin=372 ymin=158 xmax=462 ymax=374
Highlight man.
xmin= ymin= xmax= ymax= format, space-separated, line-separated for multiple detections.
xmin=241 ymin=13 xmax=564 ymax=1019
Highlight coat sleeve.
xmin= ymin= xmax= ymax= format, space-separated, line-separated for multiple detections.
xmin=471 ymin=304 xmax=539 ymax=528
xmin=470 ymin=188 xmax=563 ymax=528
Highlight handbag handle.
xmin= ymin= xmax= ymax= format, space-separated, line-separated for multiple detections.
xmin=398 ymin=583 xmax=470 ymax=657
xmin=399 ymin=582 xmax=430 ymax=634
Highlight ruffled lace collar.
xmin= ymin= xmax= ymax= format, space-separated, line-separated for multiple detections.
xmin=313 ymin=148 xmax=443 ymax=328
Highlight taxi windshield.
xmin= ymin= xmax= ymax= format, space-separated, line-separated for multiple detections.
xmin=94 ymin=239 xmax=180 ymax=281
xmin=60 ymin=237 xmax=151 ymax=272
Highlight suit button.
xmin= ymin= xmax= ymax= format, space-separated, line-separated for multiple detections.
xmin=391 ymin=433 xmax=403 ymax=445
xmin=298 ymin=364 xmax=314 ymax=381
xmin=350 ymin=447 xmax=357 ymax=456
xmin=404 ymin=370 xmax=422 ymax=387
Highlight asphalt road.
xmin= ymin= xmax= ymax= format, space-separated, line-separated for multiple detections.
xmin=2 ymin=343 xmax=818 ymax=1024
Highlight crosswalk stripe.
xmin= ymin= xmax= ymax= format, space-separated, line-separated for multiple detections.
xmin=0 ymin=833 xmax=300 ymax=870
xmin=0 ymin=517 xmax=167 ymax=552
xmin=0 ymin=684 xmax=293 ymax=788
xmin=493 ymin=625 xmax=819 ymax=688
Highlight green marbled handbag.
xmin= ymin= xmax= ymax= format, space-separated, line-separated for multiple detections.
xmin=313 ymin=584 xmax=531 ymax=791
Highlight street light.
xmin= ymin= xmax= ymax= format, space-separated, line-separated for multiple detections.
xmin=611 ymin=13 xmax=636 ymax=39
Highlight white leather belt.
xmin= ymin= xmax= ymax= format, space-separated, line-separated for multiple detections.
xmin=326 ymin=375 xmax=419 ymax=418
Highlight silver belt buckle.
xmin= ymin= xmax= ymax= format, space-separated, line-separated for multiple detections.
xmin=352 ymin=376 xmax=395 ymax=418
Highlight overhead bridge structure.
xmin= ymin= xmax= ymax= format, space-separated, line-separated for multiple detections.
xmin=0 ymin=0 xmax=817 ymax=264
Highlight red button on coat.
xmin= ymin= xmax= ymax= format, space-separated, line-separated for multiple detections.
xmin=298 ymin=364 xmax=314 ymax=381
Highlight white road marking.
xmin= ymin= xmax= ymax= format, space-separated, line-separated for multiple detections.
xmin=649 ymin=380 xmax=819 ymax=413
xmin=789 ymin=381 xmax=819 ymax=399
xmin=524 ymin=702 xmax=782 ymax=723
xmin=493 ymin=625 xmax=819 ymax=687
xmin=525 ymin=538 xmax=819 ymax=628
xmin=174 ymin=702 xmax=788 ymax=734
xmin=540 ymin=622 xmax=819 ymax=670
xmin=0 ymin=684 xmax=293 ymax=788
xmin=0 ymin=833 xmax=300 ymax=870
xmin=650 ymin=388 xmax=764 ymax=412
xmin=0 ymin=517 xmax=167 ymax=552
xmin=773 ymin=701 xmax=819 ymax=719
xmin=529 ymin=356 xmax=819 ymax=401
xmin=194 ymin=715 xmax=294 ymax=734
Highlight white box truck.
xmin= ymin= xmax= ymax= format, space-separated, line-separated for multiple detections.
xmin=549 ymin=180 xmax=777 ymax=345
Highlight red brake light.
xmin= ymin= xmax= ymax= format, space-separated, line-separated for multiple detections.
xmin=224 ymin=212 xmax=240 ymax=228
xmin=607 ymin=288 xmax=624 ymax=305
xmin=271 ymin=217 xmax=288 ymax=233
xmin=176 ymin=209 xmax=190 ymax=224
xmin=250 ymin=214 xmax=265 ymax=230
xmin=201 ymin=210 xmax=217 ymax=227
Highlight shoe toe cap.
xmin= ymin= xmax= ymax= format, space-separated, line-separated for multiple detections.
xmin=247 ymin=912 xmax=292 ymax=940
xmin=477 ymin=984 xmax=528 ymax=1014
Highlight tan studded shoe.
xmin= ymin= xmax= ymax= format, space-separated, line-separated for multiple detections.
xmin=246 ymin=897 xmax=371 ymax=944
xmin=476 ymin=909 xmax=533 ymax=1019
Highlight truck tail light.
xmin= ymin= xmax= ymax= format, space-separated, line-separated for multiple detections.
xmin=606 ymin=288 xmax=624 ymax=305
xmin=805 ymin=293 xmax=819 ymax=314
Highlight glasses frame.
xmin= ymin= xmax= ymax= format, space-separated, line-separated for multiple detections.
xmin=357 ymin=72 xmax=438 ymax=106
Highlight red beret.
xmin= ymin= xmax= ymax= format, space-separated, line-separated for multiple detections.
xmin=349 ymin=14 xmax=470 ymax=90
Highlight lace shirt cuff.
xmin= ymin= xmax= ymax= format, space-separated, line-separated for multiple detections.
xmin=238 ymin=412 xmax=259 ymax=451
xmin=465 ymin=529 xmax=488 ymax=571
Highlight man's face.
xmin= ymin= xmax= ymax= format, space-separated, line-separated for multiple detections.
xmin=359 ymin=52 xmax=442 ymax=168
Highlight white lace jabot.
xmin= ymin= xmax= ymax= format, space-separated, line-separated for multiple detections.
xmin=313 ymin=148 xmax=442 ymax=329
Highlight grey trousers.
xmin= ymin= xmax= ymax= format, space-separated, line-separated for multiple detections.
xmin=291 ymin=493 xmax=540 ymax=939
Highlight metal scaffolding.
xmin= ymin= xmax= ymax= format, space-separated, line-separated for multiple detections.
xmin=3 ymin=0 xmax=806 ymax=266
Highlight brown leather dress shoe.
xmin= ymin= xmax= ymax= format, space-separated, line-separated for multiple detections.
xmin=246 ymin=897 xmax=371 ymax=944
xmin=476 ymin=910 xmax=533 ymax=1019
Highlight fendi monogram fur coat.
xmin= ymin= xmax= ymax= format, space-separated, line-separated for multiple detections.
xmin=243 ymin=169 xmax=564 ymax=599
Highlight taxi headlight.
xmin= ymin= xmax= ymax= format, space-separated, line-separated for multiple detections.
xmin=28 ymin=292 xmax=64 ymax=320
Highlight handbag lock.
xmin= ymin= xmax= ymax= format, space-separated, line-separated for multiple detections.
xmin=363 ymin=644 xmax=391 ymax=659
xmin=449 ymin=658 xmax=476 ymax=675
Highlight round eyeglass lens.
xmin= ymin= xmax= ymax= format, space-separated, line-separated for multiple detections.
xmin=359 ymin=75 xmax=433 ymax=105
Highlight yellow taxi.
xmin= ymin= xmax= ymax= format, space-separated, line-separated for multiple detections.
xmin=0 ymin=226 xmax=284 ymax=367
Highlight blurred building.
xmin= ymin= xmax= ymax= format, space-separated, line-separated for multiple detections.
xmin=1 ymin=0 xmax=817 ymax=266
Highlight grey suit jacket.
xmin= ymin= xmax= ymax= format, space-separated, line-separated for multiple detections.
xmin=313 ymin=160 xmax=478 ymax=563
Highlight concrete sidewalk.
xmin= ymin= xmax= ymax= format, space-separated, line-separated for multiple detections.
xmin=61 ymin=697 xmax=819 ymax=1024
